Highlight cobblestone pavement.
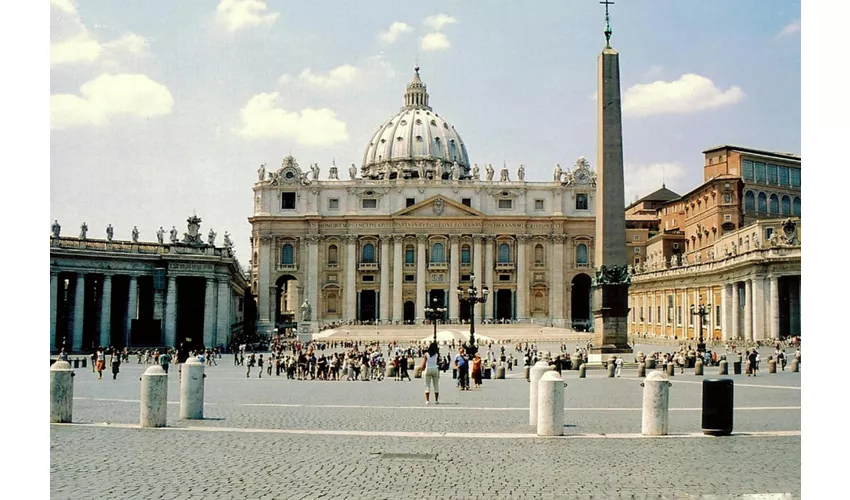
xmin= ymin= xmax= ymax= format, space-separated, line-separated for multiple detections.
xmin=50 ymin=349 xmax=800 ymax=499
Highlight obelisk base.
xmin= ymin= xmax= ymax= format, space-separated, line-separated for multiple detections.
xmin=587 ymin=283 xmax=632 ymax=364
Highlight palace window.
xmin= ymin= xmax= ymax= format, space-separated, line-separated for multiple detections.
xmin=781 ymin=195 xmax=791 ymax=215
xmin=769 ymin=194 xmax=779 ymax=215
xmin=767 ymin=164 xmax=778 ymax=185
xmin=281 ymin=244 xmax=294 ymax=265
xmin=754 ymin=162 xmax=766 ymax=183
xmin=461 ymin=245 xmax=471 ymax=265
xmin=281 ymin=193 xmax=296 ymax=210
xmin=792 ymin=197 xmax=801 ymax=216
xmin=744 ymin=191 xmax=755 ymax=211
xmin=361 ymin=243 xmax=375 ymax=263
xmin=790 ymin=168 xmax=801 ymax=188
xmin=633 ymin=247 xmax=641 ymax=254
xmin=765 ymin=227 xmax=774 ymax=241
xmin=576 ymin=193 xmax=588 ymax=210
xmin=404 ymin=274 xmax=415 ymax=282
xmin=723 ymin=193 xmax=732 ymax=204
xmin=431 ymin=242 xmax=445 ymax=262
xmin=758 ymin=192 xmax=768 ymax=213
xmin=362 ymin=275 xmax=375 ymax=282
xmin=498 ymin=243 xmax=511 ymax=263
xmin=405 ymin=245 xmax=415 ymax=264
xmin=576 ymin=244 xmax=588 ymax=265
xmin=778 ymin=166 xmax=790 ymax=186
xmin=742 ymin=160 xmax=754 ymax=180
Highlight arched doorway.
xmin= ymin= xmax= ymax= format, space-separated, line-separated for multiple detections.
xmin=495 ymin=289 xmax=513 ymax=321
xmin=359 ymin=290 xmax=377 ymax=321
xmin=275 ymin=275 xmax=298 ymax=336
xmin=571 ymin=274 xmax=592 ymax=331
xmin=403 ymin=301 xmax=416 ymax=324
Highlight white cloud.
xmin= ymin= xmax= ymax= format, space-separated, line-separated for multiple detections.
xmin=104 ymin=33 xmax=150 ymax=55
xmin=421 ymin=32 xmax=451 ymax=52
xmin=378 ymin=22 xmax=413 ymax=43
xmin=777 ymin=19 xmax=800 ymax=38
xmin=298 ymin=65 xmax=359 ymax=89
xmin=623 ymin=162 xmax=687 ymax=206
xmin=51 ymin=33 xmax=103 ymax=66
xmin=237 ymin=92 xmax=349 ymax=146
xmin=622 ymin=74 xmax=744 ymax=117
xmin=423 ymin=14 xmax=457 ymax=31
xmin=50 ymin=0 xmax=77 ymax=14
xmin=216 ymin=0 xmax=279 ymax=32
xmin=51 ymin=73 xmax=174 ymax=129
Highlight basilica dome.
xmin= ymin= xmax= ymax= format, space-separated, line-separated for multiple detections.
xmin=361 ymin=67 xmax=471 ymax=180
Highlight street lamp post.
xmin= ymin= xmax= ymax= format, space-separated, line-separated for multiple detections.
xmin=690 ymin=301 xmax=712 ymax=352
xmin=456 ymin=273 xmax=489 ymax=359
xmin=423 ymin=296 xmax=446 ymax=344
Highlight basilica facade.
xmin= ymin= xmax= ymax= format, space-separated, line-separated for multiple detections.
xmin=249 ymin=68 xmax=600 ymax=335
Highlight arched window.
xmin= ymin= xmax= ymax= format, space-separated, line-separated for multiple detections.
xmin=576 ymin=244 xmax=588 ymax=265
xmin=281 ymin=244 xmax=294 ymax=265
xmin=431 ymin=242 xmax=445 ymax=262
xmin=498 ymin=243 xmax=511 ymax=263
xmin=757 ymin=192 xmax=767 ymax=213
xmin=792 ymin=197 xmax=801 ymax=216
xmin=405 ymin=245 xmax=415 ymax=264
xmin=745 ymin=191 xmax=755 ymax=211
xmin=362 ymin=243 xmax=375 ymax=263
xmin=781 ymin=195 xmax=791 ymax=215
xmin=461 ymin=245 xmax=471 ymax=265
xmin=769 ymin=194 xmax=779 ymax=215
xmin=534 ymin=244 xmax=544 ymax=265
xmin=327 ymin=245 xmax=338 ymax=265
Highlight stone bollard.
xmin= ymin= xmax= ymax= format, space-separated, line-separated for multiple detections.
xmin=637 ymin=361 xmax=646 ymax=378
xmin=641 ymin=371 xmax=672 ymax=436
xmin=578 ymin=364 xmax=587 ymax=378
xmin=768 ymin=359 xmax=776 ymax=374
xmin=790 ymin=359 xmax=799 ymax=373
xmin=140 ymin=365 xmax=169 ymax=428
xmin=50 ymin=361 xmax=75 ymax=423
xmin=694 ymin=359 xmax=704 ymax=376
xmin=537 ymin=371 xmax=565 ymax=436
xmin=523 ymin=366 xmax=531 ymax=381
xmin=387 ymin=366 xmax=397 ymax=378
xmin=666 ymin=362 xmax=675 ymax=377
xmin=496 ymin=365 xmax=506 ymax=379
xmin=607 ymin=361 xmax=616 ymax=378
xmin=529 ymin=360 xmax=555 ymax=426
xmin=719 ymin=359 xmax=729 ymax=375
xmin=572 ymin=358 xmax=581 ymax=371
xmin=180 ymin=357 xmax=205 ymax=420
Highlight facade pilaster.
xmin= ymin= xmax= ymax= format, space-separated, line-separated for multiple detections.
xmin=516 ymin=234 xmax=529 ymax=321
xmin=164 ymin=275 xmax=176 ymax=348
xmin=345 ymin=235 xmax=357 ymax=322
xmin=415 ymin=235 xmax=427 ymax=322
xmin=307 ymin=235 xmax=320 ymax=323
xmin=769 ymin=276 xmax=780 ymax=339
xmin=683 ymin=288 xmax=690 ymax=339
xmin=99 ymin=274 xmax=112 ymax=348
xmin=731 ymin=282 xmax=740 ymax=340
xmin=392 ymin=235 xmax=404 ymax=323
xmin=203 ymin=277 xmax=217 ymax=348
xmin=744 ymin=279 xmax=754 ymax=341
xmin=72 ymin=273 xmax=85 ymax=352
xmin=50 ymin=271 xmax=59 ymax=352
xmin=789 ymin=280 xmax=800 ymax=336
xmin=379 ymin=235 xmax=391 ymax=323
xmin=217 ymin=279 xmax=231 ymax=347
xmin=483 ymin=236 xmax=495 ymax=321
xmin=752 ymin=276 xmax=765 ymax=340
xmin=449 ymin=235 xmax=460 ymax=321
xmin=257 ymin=235 xmax=271 ymax=328
xmin=721 ymin=284 xmax=731 ymax=341
xmin=472 ymin=235 xmax=484 ymax=322
xmin=565 ymin=283 xmax=573 ymax=325
xmin=551 ymin=235 xmax=565 ymax=327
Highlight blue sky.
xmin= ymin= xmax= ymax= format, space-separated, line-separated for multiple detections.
xmin=49 ymin=0 xmax=801 ymax=260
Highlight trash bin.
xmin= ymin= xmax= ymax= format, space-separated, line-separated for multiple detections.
xmin=701 ymin=378 xmax=734 ymax=436
xmin=73 ymin=359 xmax=79 ymax=369
xmin=81 ymin=358 xmax=87 ymax=368
xmin=733 ymin=361 xmax=742 ymax=375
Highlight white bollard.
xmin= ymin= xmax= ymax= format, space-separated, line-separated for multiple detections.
xmin=529 ymin=359 xmax=554 ymax=425
xmin=537 ymin=371 xmax=565 ymax=436
xmin=180 ymin=357 xmax=205 ymax=419
xmin=50 ymin=361 xmax=74 ymax=423
xmin=140 ymin=365 xmax=169 ymax=428
xmin=641 ymin=370 xmax=672 ymax=436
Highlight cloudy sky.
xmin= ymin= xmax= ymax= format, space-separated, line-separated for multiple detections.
xmin=50 ymin=0 xmax=800 ymax=259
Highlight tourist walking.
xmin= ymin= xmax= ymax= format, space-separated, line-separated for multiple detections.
xmin=246 ymin=353 xmax=256 ymax=377
xmin=257 ymin=354 xmax=264 ymax=378
xmin=111 ymin=350 xmax=121 ymax=380
xmin=455 ymin=348 xmax=470 ymax=391
xmin=95 ymin=348 xmax=106 ymax=380
xmin=159 ymin=350 xmax=172 ymax=374
xmin=748 ymin=349 xmax=759 ymax=377
xmin=471 ymin=353 xmax=483 ymax=389
xmin=614 ymin=356 xmax=623 ymax=378
xmin=422 ymin=342 xmax=440 ymax=404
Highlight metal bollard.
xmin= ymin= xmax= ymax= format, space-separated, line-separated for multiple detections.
xmin=666 ymin=362 xmax=675 ymax=377
xmin=140 ymin=365 xmax=169 ymax=428
xmin=702 ymin=378 xmax=734 ymax=436
xmin=50 ymin=361 xmax=75 ymax=423
xmin=607 ymin=361 xmax=616 ymax=378
xmin=768 ymin=359 xmax=776 ymax=374
xmin=496 ymin=365 xmax=506 ymax=379
xmin=637 ymin=361 xmax=646 ymax=378
xmin=718 ymin=359 xmax=729 ymax=375
xmin=537 ymin=371 xmax=565 ymax=436
xmin=641 ymin=371 xmax=672 ymax=436
xmin=180 ymin=357 xmax=205 ymax=420
xmin=694 ymin=359 xmax=704 ymax=376
xmin=578 ymin=364 xmax=587 ymax=378
xmin=529 ymin=360 xmax=555 ymax=425
xmin=790 ymin=359 xmax=799 ymax=373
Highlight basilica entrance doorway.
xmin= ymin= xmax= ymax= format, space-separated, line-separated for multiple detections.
xmin=176 ymin=276 xmax=205 ymax=351
xmin=571 ymin=273 xmax=592 ymax=331
xmin=403 ymin=301 xmax=416 ymax=324
xmin=429 ymin=289 xmax=446 ymax=313
xmin=275 ymin=275 xmax=299 ymax=334
xmin=495 ymin=289 xmax=512 ymax=321
xmin=458 ymin=298 xmax=471 ymax=323
xmin=359 ymin=290 xmax=377 ymax=322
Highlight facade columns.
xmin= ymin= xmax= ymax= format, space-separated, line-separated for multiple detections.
xmin=203 ymin=277 xmax=217 ymax=347
xmin=731 ymin=282 xmax=740 ymax=340
xmin=126 ymin=275 xmax=138 ymax=346
xmin=660 ymin=290 xmax=667 ymax=337
xmin=473 ymin=235 xmax=484 ymax=322
xmin=449 ymin=235 xmax=460 ymax=321
xmin=752 ymin=276 xmax=765 ymax=340
xmin=50 ymin=272 xmax=59 ymax=352
xmin=164 ymin=275 xmax=176 ymax=348
xmin=415 ymin=235 xmax=427 ymax=322
xmin=217 ymin=279 xmax=231 ymax=347
xmin=72 ymin=273 xmax=85 ymax=352
xmin=483 ymin=236 xmax=495 ymax=321
xmin=345 ymin=235 xmax=357 ymax=322
xmin=307 ymin=235 xmax=320 ymax=323
xmin=516 ymin=235 xmax=529 ymax=321
xmin=99 ymin=274 xmax=112 ymax=348
xmin=257 ymin=236 xmax=271 ymax=325
xmin=769 ymin=275 xmax=780 ymax=339
xmin=744 ymin=279 xmax=754 ymax=341
xmin=565 ymin=283 xmax=573 ymax=325
xmin=682 ymin=288 xmax=690 ymax=339
xmin=551 ymin=235 xmax=565 ymax=327
xmin=721 ymin=284 xmax=731 ymax=341
xmin=392 ymin=235 xmax=404 ymax=323
xmin=379 ymin=235 xmax=391 ymax=323
xmin=789 ymin=279 xmax=800 ymax=336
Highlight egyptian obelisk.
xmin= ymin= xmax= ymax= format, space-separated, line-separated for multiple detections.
xmin=590 ymin=1 xmax=632 ymax=361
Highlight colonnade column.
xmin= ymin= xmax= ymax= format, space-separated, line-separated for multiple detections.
xmin=744 ymin=279 xmax=753 ymax=341
xmin=660 ymin=290 xmax=667 ymax=337
xmin=721 ymin=283 xmax=731 ymax=341
xmin=483 ymin=237 xmax=494 ymax=321
xmin=789 ymin=280 xmax=800 ymax=336
xmin=307 ymin=235 xmax=320 ymax=323
xmin=415 ymin=235 xmax=427 ymax=323
xmin=551 ymin=235 xmax=565 ymax=327
xmin=682 ymin=288 xmax=690 ymax=339
xmin=752 ymin=276 xmax=765 ymax=340
xmin=99 ymin=274 xmax=112 ymax=348
xmin=379 ymin=235 xmax=391 ymax=323
xmin=216 ymin=280 xmax=231 ymax=348
xmin=50 ymin=272 xmax=59 ymax=352
xmin=164 ymin=275 xmax=176 ymax=348
xmin=516 ymin=235 xmax=529 ymax=321
xmin=257 ymin=236 xmax=271 ymax=327
xmin=449 ymin=235 xmax=460 ymax=322
xmin=126 ymin=275 xmax=138 ymax=346
xmin=203 ymin=277 xmax=217 ymax=347
xmin=731 ymin=283 xmax=740 ymax=340
xmin=473 ymin=235 xmax=484 ymax=322
xmin=392 ymin=235 xmax=404 ymax=324
xmin=72 ymin=273 xmax=85 ymax=352
xmin=769 ymin=276 xmax=780 ymax=339
xmin=345 ymin=235 xmax=357 ymax=322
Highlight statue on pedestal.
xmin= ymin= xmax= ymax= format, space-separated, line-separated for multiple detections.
xmin=517 ymin=164 xmax=525 ymax=181
xmin=485 ymin=164 xmax=494 ymax=181
xmin=435 ymin=159 xmax=443 ymax=178
xmin=208 ymin=228 xmax=216 ymax=246
xmin=169 ymin=226 xmax=178 ymax=243
xmin=106 ymin=224 xmax=114 ymax=241
xmin=553 ymin=164 xmax=562 ymax=182
xmin=51 ymin=220 xmax=61 ymax=238
xmin=258 ymin=164 xmax=266 ymax=181
xmin=499 ymin=165 xmax=510 ymax=182
xmin=416 ymin=161 xmax=426 ymax=179
xmin=451 ymin=161 xmax=460 ymax=180
xmin=80 ymin=222 xmax=88 ymax=240
xmin=301 ymin=299 xmax=312 ymax=322
xmin=311 ymin=163 xmax=320 ymax=181
xmin=224 ymin=231 xmax=233 ymax=249
xmin=157 ymin=227 xmax=165 ymax=244
xmin=329 ymin=164 xmax=338 ymax=180
xmin=472 ymin=164 xmax=480 ymax=180
xmin=349 ymin=163 xmax=357 ymax=180
xmin=131 ymin=226 xmax=139 ymax=243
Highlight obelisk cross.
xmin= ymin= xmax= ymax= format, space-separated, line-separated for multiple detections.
xmin=600 ymin=0 xmax=614 ymax=46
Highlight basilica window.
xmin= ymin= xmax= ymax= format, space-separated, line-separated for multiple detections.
xmin=757 ymin=192 xmax=767 ymax=213
xmin=362 ymin=243 xmax=375 ymax=263
xmin=769 ymin=194 xmax=779 ymax=215
xmin=281 ymin=244 xmax=294 ymax=265
xmin=792 ymin=197 xmax=801 ymax=216
xmin=498 ymin=243 xmax=511 ymax=263
xmin=575 ymin=193 xmax=588 ymax=210
xmin=328 ymin=198 xmax=339 ymax=210
xmin=405 ymin=245 xmax=415 ymax=264
xmin=362 ymin=199 xmax=378 ymax=209
xmin=431 ymin=242 xmax=445 ymax=262
xmin=498 ymin=199 xmax=513 ymax=210
xmin=781 ymin=195 xmax=791 ymax=215
xmin=461 ymin=245 xmax=471 ymax=265
xmin=327 ymin=245 xmax=338 ymax=265
xmin=576 ymin=244 xmax=588 ymax=265
xmin=534 ymin=199 xmax=544 ymax=211
xmin=744 ymin=191 xmax=755 ymax=211
xmin=534 ymin=244 xmax=544 ymax=265
xmin=281 ymin=192 xmax=296 ymax=210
